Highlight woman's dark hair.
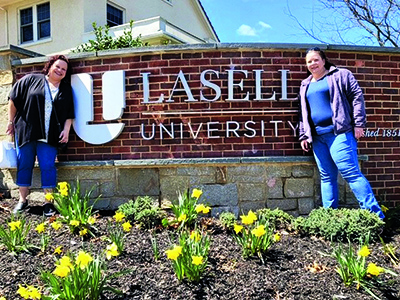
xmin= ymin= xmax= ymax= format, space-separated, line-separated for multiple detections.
xmin=42 ymin=54 xmax=72 ymax=83
xmin=305 ymin=47 xmax=336 ymax=75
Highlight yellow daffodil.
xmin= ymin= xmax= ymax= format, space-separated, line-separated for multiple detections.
xmin=17 ymin=284 xmax=30 ymax=299
xmin=192 ymin=255 xmax=203 ymax=265
xmin=59 ymin=256 xmax=74 ymax=269
xmin=106 ymin=242 xmax=119 ymax=260
xmin=58 ymin=182 xmax=68 ymax=190
xmin=122 ymin=221 xmax=132 ymax=232
xmin=191 ymin=188 xmax=203 ymax=199
xmin=27 ymin=285 xmax=41 ymax=300
xmin=358 ymin=245 xmax=371 ymax=257
xmin=54 ymin=246 xmax=63 ymax=255
xmin=273 ymin=233 xmax=281 ymax=242
xmin=381 ymin=205 xmax=389 ymax=213
xmin=195 ymin=204 xmax=206 ymax=213
xmin=88 ymin=216 xmax=96 ymax=225
xmin=234 ymin=224 xmax=243 ymax=234
xmin=35 ymin=222 xmax=46 ymax=234
xmin=202 ymin=206 xmax=211 ymax=214
xmin=240 ymin=210 xmax=257 ymax=225
xmin=0 ymin=296 xmax=6 ymax=300
xmin=76 ymin=251 xmax=93 ymax=269
xmin=166 ymin=245 xmax=182 ymax=260
xmin=178 ymin=213 xmax=187 ymax=222
xmin=18 ymin=285 xmax=31 ymax=299
xmin=251 ymin=225 xmax=266 ymax=237
xmin=113 ymin=211 xmax=125 ymax=222
xmin=60 ymin=189 xmax=68 ymax=197
xmin=79 ymin=228 xmax=88 ymax=236
xmin=45 ymin=193 xmax=54 ymax=201
xmin=51 ymin=221 xmax=62 ymax=231
xmin=8 ymin=220 xmax=21 ymax=231
xmin=367 ymin=263 xmax=384 ymax=276
xmin=69 ymin=220 xmax=80 ymax=227
xmin=53 ymin=265 xmax=71 ymax=278
xmin=190 ymin=231 xmax=201 ymax=242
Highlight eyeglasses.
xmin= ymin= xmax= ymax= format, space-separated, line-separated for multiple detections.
xmin=306 ymin=47 xmax=321 ymax=54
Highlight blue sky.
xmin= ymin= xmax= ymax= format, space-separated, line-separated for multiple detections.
xmin=200 ymin=0 xmax=372 ymax=45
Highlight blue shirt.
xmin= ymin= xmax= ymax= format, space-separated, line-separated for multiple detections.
xmin=306 ymin=77 xmax=333 ymax=135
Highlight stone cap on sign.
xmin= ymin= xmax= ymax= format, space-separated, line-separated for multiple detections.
xmin=10 ymin=42 xmax=400 ymax=67
xmin=55 ymin=155 xmax=368 ymax=168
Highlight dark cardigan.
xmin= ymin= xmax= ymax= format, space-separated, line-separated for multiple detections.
xmin=9 ymin=74 xmax=75 ymax=148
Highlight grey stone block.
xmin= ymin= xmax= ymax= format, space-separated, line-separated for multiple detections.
xmin=159 ymin=168 xmax=177 ymax=176
xmin=160 ymin=176 xmax=189 ymax=202
xmin=118 ymin=168 xmax=159 ymax=196
xmin=110 ymin=197 xmax=131 ymax=210
xmin=266 ymin=177 xmax=283 ymax=199
xmin=298 ymin=198 xmax=315 ymax=215
xmin=284 ymin=178 xmax=314 ymax=198
xmin=267 ymin=199 xmax=298 ymax=211
xmin=189 ymin=175 xmax=216 ymax=185
xmin=195 ymin=183 xmax=238 ymax=207
xmin=99 ymin=181 xmax=116 ymax=198
xmin=226 ymin=174 xmax=266 ymax=183
xmin=227 ymin=165 xmax=266 ymax=175
xmin=92 ymin=198 xmax=111 ymax=210
xmin=265 ymin=165 xmax=291 ymax=178
xmin=238 ymin=201 xmax=266 ymax=214
xmin=292 ymin=165 xmax=314 ymax=177
xmin=177 ymin=166 xmax=215 ymax=176
xmin=211 ymin=206 xmax=240 ymax=218
xmin=238 ymin=183 xmax=266 ymax=201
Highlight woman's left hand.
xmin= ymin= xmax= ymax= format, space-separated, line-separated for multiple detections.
xmin=59 ymin=130 xmax=69 ymax=143
xmin=354 ymin=127 xmax=364 ymax=139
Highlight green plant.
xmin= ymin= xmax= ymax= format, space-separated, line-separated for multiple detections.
xmin=332 ymin=235 xmax=397 ymax=299
xmin=165 ymin=228 xmax=211 ymax=282
xmin=232 ymin=210 xmax=279 ymax=263
xmin=170 ymin=188 xmax=210 ymax=229
xmin=106 ymin=220 xmax=125 ymax=254
xmin=72 ymin=20 xmax=148 ymax=53
xmin=35 ymin=221 xmax=50 ymax=253
xmin=40 ymin=251 xmax=128 ymax=299
xmin=219 ymin=211 xmax=236 ymax=230
xmin=294 ymin=208 xmax=384 ymax=242
xmin=150 ymin=232 xmax=160 ymax=261
xmin=0 ymin=215 xmax=34 ymax=254
xmin=380 ymin=237 xmax=400 ymax=266
xmin=256 ymin=208 xmax=294 ymax=230
xmin=52 ymin=180 xmax=99 ymax=235
xmin=118 ymin=196 xmax=165 ymax=229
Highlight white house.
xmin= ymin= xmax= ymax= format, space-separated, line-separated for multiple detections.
xmin=0 ymin=0 xmax=219 ymax=55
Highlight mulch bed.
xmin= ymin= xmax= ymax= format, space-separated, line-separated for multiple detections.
xmin=0 ymin=197 xmax=399 ymax=300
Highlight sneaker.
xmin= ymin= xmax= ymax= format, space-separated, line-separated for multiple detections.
xmin=43 ymin=203 xmax=57 ymax=217
xmin=12 ymin=201 xmax=28 ymax=214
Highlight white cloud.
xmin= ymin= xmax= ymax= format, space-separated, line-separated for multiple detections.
xmin=236 ymin=24 xmax=257 ymax=36
xmin=259 ymin=21 xmax=272 ymax=29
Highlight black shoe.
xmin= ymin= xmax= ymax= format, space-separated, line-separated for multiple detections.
xmin=43 ymin=203 xmax=57 ymax=217
xmin=13 ymin=201 xmax=28 ymax=214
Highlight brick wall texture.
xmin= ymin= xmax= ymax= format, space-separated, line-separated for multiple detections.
xmin=13 ymin=47 xmax=400 ymax=204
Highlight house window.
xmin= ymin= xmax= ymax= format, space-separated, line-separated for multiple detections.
xmin=20 ymin=2 xmax=50 ymax=43
xmin=107 ymin=3 xmax=123 ymax=27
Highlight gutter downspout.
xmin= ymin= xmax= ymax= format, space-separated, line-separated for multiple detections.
xmin=0 ymin=7 xmax=9 ymax=45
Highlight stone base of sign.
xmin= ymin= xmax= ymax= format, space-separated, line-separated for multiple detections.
xmin=0 ymin=156 xmax=362 ymax=216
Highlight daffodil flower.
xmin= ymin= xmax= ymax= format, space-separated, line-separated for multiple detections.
xmin=88 ymin=216 xmax=96 ymax=225
xmin=54 ymin=246 xmax=63 ymax=254
xmin=8 ymin=220 xmax=21 ymax=231
xmin=45 ymin=192 xmax=54 ymax=201
xmin=251 ymin=225 xmax=266 ymax=237
xmin=273 ymin=233 xmax=281 ymax=242
xmin=192 ymin=255 xmax=203 ymax=265
xmin=79 ymin=228 xmax=88 ymax=236
xmin=69 ymin=220 xmax=80 ymax=227
xmin=53 ymin=264 xmax=71 ymax=278
xmin=59 ymin=256 xmax=74 ymax=269
xmin=381 ymin=205 xmax=389 ymax=213
xmin=234 ymin=224 xmax=243 ymax=234
xmin=122 ymin=221 xmax=132 ymax=232
xmin=35 ymin=223 xmax=46 ymax=234
xmin=27 ymin=285 xmax=41 ymax=300
xmin=358 ymin=245 xmax=370 ymax=257
xmin=195 ymin=204 xmax=206 ymax=213
xmin=17 ymin=284 xmax=30 ymax=299
xmin=191 ymin=188 xmax=203 ymax=199
xmin=51 ymin=221 xmax=62 ymax=231
xmin=178 ymin=214 xmax=187 ymax=222
xmin=190 ymin=231 xmax=201 ymax=242
xmin=76 ymin=251 xmax=93 ymax=269
xmin=113 ymin=211 xmax=125 ymax=222
xmin=166 ymin=245 xmax=182 ymax=260
xmin=106 ymin=242 xmax=119 ymax=260
xmin=367 ymin=263 xmax=384 ymax=276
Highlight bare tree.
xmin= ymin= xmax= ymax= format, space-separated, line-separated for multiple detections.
xmin=287 ymin=0 xmax=400 ymax=47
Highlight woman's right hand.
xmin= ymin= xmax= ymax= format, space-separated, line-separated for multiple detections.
xmin=6 ymin=123 xmax=14 ymax=136
xmin=301 ymin=140 xmax=311 ymax=152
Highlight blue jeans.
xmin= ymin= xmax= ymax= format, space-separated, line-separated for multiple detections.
xmin=312 ymin=131 xmax=384 ymax=219
xmin=15 ymin=140 xmax=58 ymax=188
